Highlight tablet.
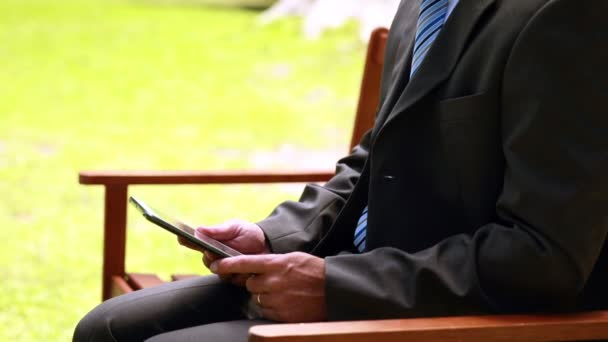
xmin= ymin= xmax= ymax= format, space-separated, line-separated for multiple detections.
xmin=129 ymin=196 xmax=242 ymax=258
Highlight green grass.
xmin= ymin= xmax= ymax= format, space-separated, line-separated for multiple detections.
xmin=0 ymin=0 xmax=364 ymax=340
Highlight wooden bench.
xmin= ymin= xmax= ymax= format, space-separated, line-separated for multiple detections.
xmin=80 ymin=27 xmax=387 ymax=300
xmin=79 ymin=27 xmax=608 ymax=341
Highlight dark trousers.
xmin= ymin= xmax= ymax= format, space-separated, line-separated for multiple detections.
xmin=73 ymin=275 xmax=272 ymax=342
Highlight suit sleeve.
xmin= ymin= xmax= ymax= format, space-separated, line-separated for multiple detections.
xmin=256 ymin=130 xmax=371 ymax=253
xmin=324 ymin=0 xmax=608 ymax=319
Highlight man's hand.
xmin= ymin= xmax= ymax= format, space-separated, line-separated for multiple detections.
xmin=178 ymin=219 xmax=270 ymax=285
xmin=211 ymin=252 xmax=327 ymax=323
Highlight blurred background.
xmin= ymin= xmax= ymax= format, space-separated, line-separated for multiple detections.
xmin=0 ymin=0 xmax=394 ymax=340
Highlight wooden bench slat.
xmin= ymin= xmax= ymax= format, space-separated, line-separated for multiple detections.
xmin=127 ymin=273 xmax=165 ymax=290
xmin=171 ymin=274 xmax=201 ymax=282
xmin=110 ymin=276 xmax=133 ymax=298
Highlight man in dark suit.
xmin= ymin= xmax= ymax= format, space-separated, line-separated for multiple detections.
xmin=74 ymin=0 xmax=608 ymax=340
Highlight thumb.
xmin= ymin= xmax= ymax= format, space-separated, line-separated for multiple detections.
xmin=197 ymin=222 xmax=239 ymax=240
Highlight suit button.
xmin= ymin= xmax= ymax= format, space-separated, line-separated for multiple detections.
xmin=383 ymin=175 xmax=397 ymax=181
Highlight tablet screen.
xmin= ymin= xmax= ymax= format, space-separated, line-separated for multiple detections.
xmin=174 ymin=220 xmax=242 ymax=257
xmin=129 ymin=196 xmax=242 ymax=257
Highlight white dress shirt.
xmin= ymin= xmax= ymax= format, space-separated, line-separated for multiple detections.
xmin=447 ymin=0 xmax=460 ymax=18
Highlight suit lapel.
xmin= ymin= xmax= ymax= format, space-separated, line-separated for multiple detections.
xmin=377 ymin=0 xmax=497 ymax=132
xmin=371 ymin=0 xmax=420 ymax=137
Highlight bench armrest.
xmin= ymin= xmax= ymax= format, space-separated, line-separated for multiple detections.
xmin=79 ymin=170 xmax=334 ymax=186
xmin=80 ymin=169 xmax=334 ymax=300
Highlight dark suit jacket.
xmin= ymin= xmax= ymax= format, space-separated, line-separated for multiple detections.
xmin=258 ymin=0 xmax=608 ymax=320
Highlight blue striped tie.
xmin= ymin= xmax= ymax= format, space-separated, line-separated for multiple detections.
xmin=411 ymin=0 xmax=449 ymax=76
xmin=353 ymin=0 xmax=449 ymax=253
xmin=353 ymin=206 xmax=368 ymax=252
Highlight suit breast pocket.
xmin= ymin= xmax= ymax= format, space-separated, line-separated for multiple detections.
xmin=437 ymin=91 xmax=495 ymax=122
xmin=437 ymin=91 xmax=503 ymax=226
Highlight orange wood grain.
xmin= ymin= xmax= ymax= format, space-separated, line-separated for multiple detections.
xmin=127 ymin=273 xmax=165 ymax=290
xmin=80 ymin=170 xmax=334 ymax=186
xmin=102 ymin=185 xmax=128 ymax=300
xmin=171 ymin=274 xmax=200 ymax=282
xmin=110 ymin=276 xmax=133 ymax=298
xmin=350 ymin=28 xmax=388 ymax=150
xmin=249 ymin=311 xmax=608 ymax=342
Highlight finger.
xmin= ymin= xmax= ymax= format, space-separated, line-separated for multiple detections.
xmin=246 ymin=274 xmax=262 ymax=293
xmin=212 ymin=255 xmax=277 ymax=275
xmin=178 ymin=236 xmax=206 ymax=253
xmin=253 ymin=293 xmax=276 ymax=309
xmin=203 ymin=251 xmax=221 ymax=268
xmin=230 ymin=274 xmax=249 ymax=287
xmin=197 ymin=221 xmax=239 ymax=240
xmin=178 ymin=236 xmax=194 ymax=248
xmin=259 ymin=307 xmax=282 ymax=322
xmin=245 ymin=274 xmax=269 ymax=294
